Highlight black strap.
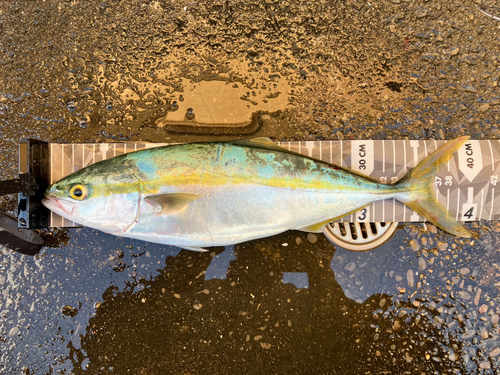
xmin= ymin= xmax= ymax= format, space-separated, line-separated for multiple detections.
xmin=0 ymin=174 xmax=36 ymax=196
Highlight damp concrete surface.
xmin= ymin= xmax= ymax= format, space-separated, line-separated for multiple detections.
xmin=1 ymin=0 xmax=500 ymax=373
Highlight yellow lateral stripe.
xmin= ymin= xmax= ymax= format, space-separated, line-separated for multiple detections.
xmin=89 ymin=171 xmax=388 ymax=197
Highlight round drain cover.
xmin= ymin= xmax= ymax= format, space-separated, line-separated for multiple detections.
xmin=323 ymin=222 xmax=399 ymax=251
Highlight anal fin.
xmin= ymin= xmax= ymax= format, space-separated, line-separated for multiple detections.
xmin=294 ymin=204 xmax=371 ymax=233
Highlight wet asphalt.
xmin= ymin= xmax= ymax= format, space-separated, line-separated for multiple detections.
xmin=1 ymin=0 xmax=500 ymax=373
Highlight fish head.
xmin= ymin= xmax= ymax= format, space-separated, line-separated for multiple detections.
xmin=42 ymin=160 xmax=141 ymax=233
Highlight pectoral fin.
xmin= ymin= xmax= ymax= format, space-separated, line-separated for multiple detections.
xmin=145 ymin=193 xmax=201 ymax=215
xmin=181 ymin=246 xmax=208 ymax=252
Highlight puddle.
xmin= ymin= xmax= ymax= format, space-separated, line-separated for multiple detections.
xmin=0 ymin=225 xmax=498 ymax=373
xmin=154 ymin=78 xmax=293 ymax=128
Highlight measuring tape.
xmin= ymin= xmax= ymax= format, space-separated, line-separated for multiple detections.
xmin=45 ymin=140 xmax=496 ymax=228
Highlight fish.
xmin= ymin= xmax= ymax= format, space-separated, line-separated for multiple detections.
xmin=42 ymin=137 xmax=471 ymax=252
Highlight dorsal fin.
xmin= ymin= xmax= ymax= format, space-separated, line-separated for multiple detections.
xmin=228 ymin=137 xmax=289 ymax=153
xmin=229 ymin=137 xmax=323 ymax=160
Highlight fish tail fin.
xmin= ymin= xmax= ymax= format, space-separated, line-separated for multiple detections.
xmin=396 ymin=136 xmax=471 ymax=238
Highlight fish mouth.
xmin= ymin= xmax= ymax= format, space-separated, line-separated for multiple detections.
xmin=42 ymin=195 xmax=75 ymax=216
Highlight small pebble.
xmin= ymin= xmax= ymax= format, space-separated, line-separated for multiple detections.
xmin=492 ymin=314 xmax=499 ymax=324
xmin=462 ymin=330 xmax=475 ymax=339
xmin=416 ymin=9 xmax=428 ymax=18
xmin=193 ymin=303 xmax=202 ymax=310
xmin=437 ymin=241 xmax=448 ymax=251
xmin=474 ymin=288 xmax=482 ymax=305
xmin=345 ymin=262 xmax=356 ymax=272
xmin=260 ymin=342 xmax=271 ymax=349
xmin=8 ymin=327 xmax=18 ymax=337
xmin=254 ymin=335 xmax=263 ymax=341
xmin=282 ymin=243 xmax=288 ymax=247
xmin=307 ymin=233 xmax=317 ymax=243
xmin=295 ymin=237 xmax=302 ymax=245
xmin=407 ymin=270 xmax=414 ymax=287
xmin=479 ymin=103 xmax=490 ymax=112
xmin=479 ymin=361 xmax=491 ymax=370
xmin=481 ymin=328 xmax=489 ymax=339
xmin=379 ymin=298 xmax=387 ymax=308
xmin=393 ymin=320 xmax=401 ymax=331
xmin=434 ymin=316 xmax=444 ymax=325
xmin=490 ymin=348 xmax=500 ymax=358
xmin=479 ymin=304 xmax=488 ymax=314
xmin=421 ymin=237 xmax=428 ymax=246
xmin=458 ymin=291 xmax=471 ymax=300
xmin=464 ymin=84 xmax=477 ymax=92
xmin=451 ymin=47 xmax=460 ymax=56
xmin=409 ymin=239 xmax=420 ymax=251
xmin=460 ymin=268 xmax=470 ymax=275
xmin=419 ymin=257 xmax=427 ymax=271
xmin=174 ymin=293 xmax=181 ymax=299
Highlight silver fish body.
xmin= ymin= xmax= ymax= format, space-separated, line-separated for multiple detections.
xmin=42 ymin=138 xmax=471 ymax=251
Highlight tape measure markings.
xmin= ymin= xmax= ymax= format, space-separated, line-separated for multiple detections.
xmin=489 ymin=188 xmax=495 ymax=221
xmin=47 ymin=140 xmax=500 ymax=227
xmin=392 ymin=140 xmax=396 ymax=173
xmin=403 ymin=140 xmax=407 ymax=173
xmin=488 ymin=140 xmax=495 ymax=171
xmin=447 ymin=188 xmax=451 ymax=214
xmin=340 ymin=140 xmax=343 ymax=168
xmin=382 ymin=140 xmax=386 ymax=173
xmin=479 ymin=188 xmax=485 ymax=220
xmin=305 ymin=141 xmax=314 ymax=157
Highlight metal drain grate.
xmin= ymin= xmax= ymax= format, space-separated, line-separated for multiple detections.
xmin=323 ymin=222 xmax=399 ymax=251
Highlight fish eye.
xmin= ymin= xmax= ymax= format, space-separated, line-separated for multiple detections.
xmin=70 ymin=184 xmax=88 ymax=200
